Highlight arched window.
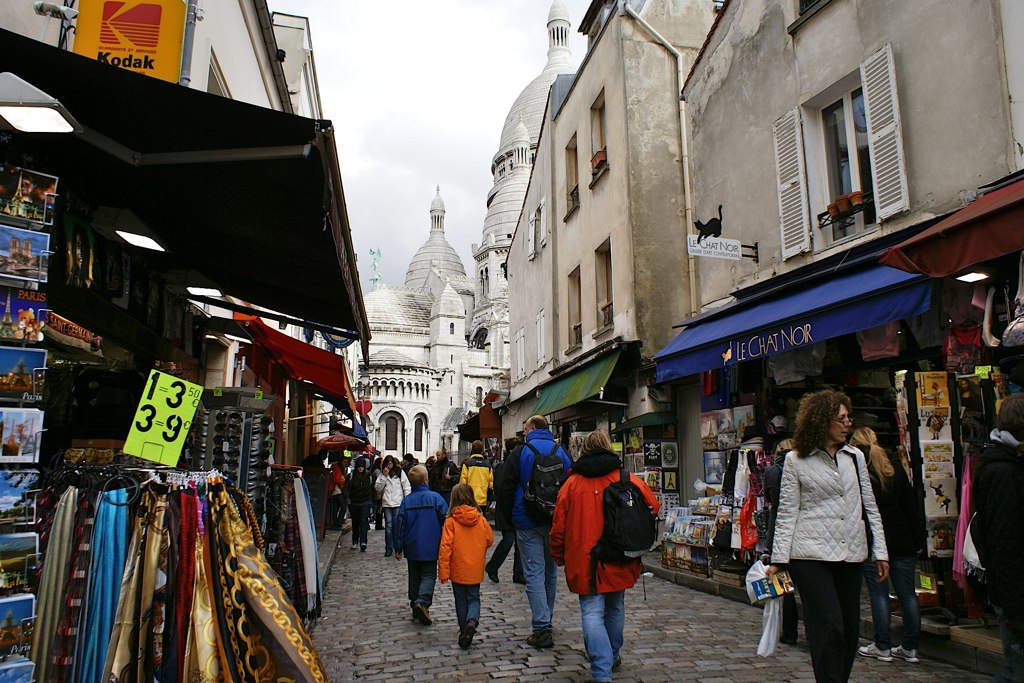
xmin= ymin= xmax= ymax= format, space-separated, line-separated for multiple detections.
xmin=476 ymin=386 xmax=483 ymax=407
xmin=384 ymin=416 xmax=398 ymax=451
xmin=449 ymin=322 xmax=455 ymax=335
xmin=415 ymin=417 xmax=424 ymax=451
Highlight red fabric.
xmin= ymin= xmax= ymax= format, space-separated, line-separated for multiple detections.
xmin=175 ymin=491 xmax=198 ymax=683
xmin=438 ymin=505 xmax=494 ymax=585
xmin=879 ymin=177 xmax=1024 ymax=277
xmin=550 ymin=470 xmax=660 ymax=595
xmin=244 ymin=319 xmax=357 ymax=414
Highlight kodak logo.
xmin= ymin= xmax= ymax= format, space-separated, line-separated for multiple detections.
xmin=97 ymin=52 xmax=156 ymax=70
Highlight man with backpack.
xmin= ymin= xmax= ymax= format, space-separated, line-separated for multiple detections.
xmin=550 ymin=429 xmax=659 ymax=682
xmin=495 ymin=414 xmax=572 ymax=649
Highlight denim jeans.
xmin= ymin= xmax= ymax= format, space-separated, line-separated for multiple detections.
xmin=383 ymin=506 xmax=399 ymax=551
xmin=579 ymin=591 xmax=625 ymax=682
xmin=349 ymin=502 xmax=370 ymax=547
xmin=486 ymin=529 xmax=524 ymax=580
xmin=407 ymin=559 xmax=436 ymax=609
xmin=993 ymin=605 xmax=1024 ymax=683
xmin=862 ymin=555 xmax=920 ymax=650
xmin=517 ymin=526 xmax=557 ymax=632
xmin=452 ymin=582 xmax=481 ymax=631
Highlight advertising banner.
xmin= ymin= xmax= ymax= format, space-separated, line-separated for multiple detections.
xmin=73 ymin=0 xmax=187 ymax=83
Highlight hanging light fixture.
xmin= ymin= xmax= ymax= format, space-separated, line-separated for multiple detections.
xmin=0 ymin=72 xmax=82 ymax=133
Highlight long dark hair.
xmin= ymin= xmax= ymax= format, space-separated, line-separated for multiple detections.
xmin=383 ymin=455 xmax=401 ymax=477
xmin=793 ymin=389 xmax=852 ymax=458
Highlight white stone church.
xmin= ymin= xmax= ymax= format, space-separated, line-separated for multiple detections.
xmin=354 ymin=1 xmax=575 ymax=460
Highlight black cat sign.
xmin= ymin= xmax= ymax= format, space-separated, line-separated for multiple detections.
xmin=687 ymin=234 xmax=741 ymax=260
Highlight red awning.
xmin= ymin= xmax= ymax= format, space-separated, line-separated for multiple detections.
xmin=244 ymin=319 xmax=357 ymax=414
xmin=878 ymin=178 xmax=1024 ymax=276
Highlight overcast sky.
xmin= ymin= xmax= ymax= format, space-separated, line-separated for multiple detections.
xmin=268 ymin=0 xmax=593 ymax=290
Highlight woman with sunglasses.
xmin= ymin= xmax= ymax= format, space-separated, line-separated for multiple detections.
xmin=767 ymin=389 xmax=889 ymax=683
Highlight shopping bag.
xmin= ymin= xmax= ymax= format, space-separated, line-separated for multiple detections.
xmin=757 ymin=597 xmax=781 ymax=657
xmin=745 ymin=559 xmax=768 ymax=604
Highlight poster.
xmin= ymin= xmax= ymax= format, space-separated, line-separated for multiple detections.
xmin=643 ymin=467 xmax=661 ymax=492
xmin=0 ymin=165 xmax=57 ymax=224
xmin=926 ymin=517 xmax=957 ymax=557
xmin=924 ymin=477 xmax=958 ymax=517
xmin=700 ymin=410 xmax=733 ymax=450
xmin=917 ymin=407 xmax=951 ymax=441
xmin=0 ymin=224 xmax=49 ymax=284
xmin=662 ymin=469 xmax=678 ymax=492
xmin=0 ymin=347 xmax=45 ymax=400
xmin=0 ymin=534 xmax=37 ymax=591
xmin=643 ymin=441 xmax=662 ymax=467
xmin=732 ymin=404 xmax=755 ymax=441
xmin=661 ymin=441 xmax=679 ymax=468
xmin=569 ymin=432 xmax=587 ymax=462
xmin=703 ymin=451 xmax=727 ymax=486
xmin=955 ymin=374 xmax=985 ymax=413
xmin=915 ymin=372 xmax=949 ymax=407
xmin=921 ymin=440 xmax=954 ymax=463
xmin=0 ymin=409 xmax=43 ymax=464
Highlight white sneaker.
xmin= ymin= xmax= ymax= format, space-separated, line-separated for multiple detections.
xmin=857 ymin=643 xmax=893 ymax=661
xmin=892 ymin=645 xmax=919 ymax=663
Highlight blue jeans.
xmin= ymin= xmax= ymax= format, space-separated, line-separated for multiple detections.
xmin=407 ymin=559 xmax=436 ymax=609
xmin=863 ymin=555 xmax=920 ymax=650
xmin=383 ymin=506 xmax=399 ymax=551
xmin=993 ymin=605 xmax=1024 ymax=683
xmin=579 ymin=591 xmax=625 ymax=682
xmin=517 ymin=526 xmax=557 ymax=632
xmin=452 ymin=582 xmax=481 ymax=631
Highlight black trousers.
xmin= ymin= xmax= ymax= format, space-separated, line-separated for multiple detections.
xmin=788 ymin=559 xmax=863 ymax=683
xmin=486 ymin=529 xmax=523 ymax=579
xmin=782 ymin=591 xmax=799 ymax=640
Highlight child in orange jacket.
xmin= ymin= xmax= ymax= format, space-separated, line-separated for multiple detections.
xmin=439 ymin=484 xmax=494 ymax=649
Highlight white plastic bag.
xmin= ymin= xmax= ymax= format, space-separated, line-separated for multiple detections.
xmin=757 ymin=597 xmax=781 ymax=656
xmin=745 ymin=559 xmax=767 ymax=604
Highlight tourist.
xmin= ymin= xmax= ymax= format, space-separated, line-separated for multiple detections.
xmin=394 ymin=464 xmax=448 ymax=626
xmin=438 ymin=484 xmax=494 ymax=649
xmin=460 ymin=440 xmax=493 ymax=509
xmin=346 ymin=457 xmax=374 ymax=552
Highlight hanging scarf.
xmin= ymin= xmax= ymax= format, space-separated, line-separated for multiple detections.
xmin=31 ymin=485 xmax=78 ymax=683
xmin=103 ymin=496 xmax=144 ymax=683
xmin=172 ymin=490 xmax=199 ymax=683
xmin=184 ymin=520 xmax=221 ymax=683
xmin=51 ymin=491 xmax=95 ymax=683
xmin=953 ymin=449 xmax=976 ymax=589
xmin=206 ymin=480 xmax=328 ymax=682
xmin=293 ymin=477 xmax=321 ymax=618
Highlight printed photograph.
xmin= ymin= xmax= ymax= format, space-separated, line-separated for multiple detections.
xmin=0 ymin=410 xmax=44 ymax=464
xmin=0 ymin=534 xmax=38 ymax=593
xmin=956 ymin=374 xmax=984 ymax=413
xmin=924 ymin=476 xmax=958 ymax=517
xmin=703 ymin=451 xmax=728 ymax=486
xmin=0 ymin=287 xmax=45 ymax=343
xmin=0 ymin=224 xmax=49 ymax=284
xmin=0 ymin=165 xmax=58 ymax=225
xmin=926 ymin=517 xmax=957 ymax=558
xmin=0 ymin=657 xmax=34 ymax=683
xmin=0 ymin=348 xmax=46 ymax=401
xmin=915 ymin=371 xmax=950 ymax=408
xmin=0 ymin=594 xmax=34 ymax=657
xmin=917 ymin=406 xmax=951 ymax=441
xmin=0 ymin=471 xmax=39 ymax=530
xmin=700 ymin=409 xmax=732 ymax=450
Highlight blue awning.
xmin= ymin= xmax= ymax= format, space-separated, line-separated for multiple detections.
xmin=654 ymin=265 xmax=931 ymax=383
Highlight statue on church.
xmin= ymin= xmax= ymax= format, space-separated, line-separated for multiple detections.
xmin=369 ymin=247 xmax=382 ymax=290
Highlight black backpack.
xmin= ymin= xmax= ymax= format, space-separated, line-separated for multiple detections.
xmin=590 ymin=469 xmax=658 ymax=585
xmin=522 ymin=442 xmax=567 ymax=522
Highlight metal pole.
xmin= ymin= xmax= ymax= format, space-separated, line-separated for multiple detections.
xmin=179 ymin=0 xmax=199 ymax=87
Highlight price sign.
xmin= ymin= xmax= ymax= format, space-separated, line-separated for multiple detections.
xmin=124 ymin=369 xmax=203 ymax=466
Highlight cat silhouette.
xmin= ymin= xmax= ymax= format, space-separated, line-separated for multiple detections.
xmin=695 ymin=205 xmax=723 ymax=244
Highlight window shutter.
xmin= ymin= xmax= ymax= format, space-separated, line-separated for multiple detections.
xmin=527 ymin=213 xmax=536 ymax=255
xmin=540 ymin=200 xmax=547 ymax=246
xmin=536 ymin=309 xmax=545 ymax=365
xmin=861 ymin=44 xmax=909 ymax=220
xmin=772 ymin=107 xmax=811 ymax=259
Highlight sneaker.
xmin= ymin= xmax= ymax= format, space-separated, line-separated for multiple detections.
xmin=526 ymin=629 xmax=554 ymax=649
xmin=413 ymin=603 xmax=432 ymax=626
xmin=487 ymin=570 xmax=499 ymax=583
xmin=857 ymin=643 xmax=893 ymax=662
xmin=360 ymin=545 xmax=367 ymax=552
xmin=458 ymin=620 xmax=477 ymax=649
xmin=350 ymin=544 xmax=358 ymax=550
xmin=892 ymin=646 xmax=919 ymax=663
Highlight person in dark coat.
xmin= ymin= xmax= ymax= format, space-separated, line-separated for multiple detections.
xmin=429 ymin=448 xmax=459 ymax=505
xmin=974 ymin=393 xmax=1024 ymax=682
xmin=851 ymin=428 xmax=923 ymax=664
xmin=485 ymin=448 xmax=525 ymax=584
xmin=763 ymin=438 xmax=799 ymax=645
xmin=346 ymin=457 xmax=374 ymax=551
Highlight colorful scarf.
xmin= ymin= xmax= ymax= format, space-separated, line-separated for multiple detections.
xmin=31 ymin=485 xmax=78 ymax=683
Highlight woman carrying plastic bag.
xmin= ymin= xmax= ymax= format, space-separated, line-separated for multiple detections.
xmin=746 ymin=558 xmax=782 ymax=656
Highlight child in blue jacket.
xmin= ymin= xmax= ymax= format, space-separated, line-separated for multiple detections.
xmin=394 ymin=464 xmax=448 ymax=625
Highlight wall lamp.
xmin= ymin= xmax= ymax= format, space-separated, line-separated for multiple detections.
xmin=0 ymin=72 xmax=81 ymax=133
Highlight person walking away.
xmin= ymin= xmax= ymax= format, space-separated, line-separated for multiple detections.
xmin=495 ymin=414 xmax=572 ymax=648
xmin=768 ymin=390 xmax=889 ymax=683
xmin=461 ymin=440 xmax=494 ymax=509
xmin=973 ymin=393 xmax=1024 ymax=683
xmin=394 ymin=464 xmax=448 ymax=626
xmin=850 ymin=427 xmax=922 ymax=664
xmin=438 ymin=484 xmax=494 ymax=649
xmin=550 ymin=430 xmax=659 ymax=682
xmin=371 ymin=455 xmax=384 ymax=530
xmin=327 ymin=453 xmax=346 ymax=530
xmin=430 ymin=448 xmax=459 ymax=505
xmin=486 ymin=449 xmax=525 ymax=584
xmin=346 ymin=457 xmax=374 ymax=551
xmin=763 ymin=437 xmax=799 ymax=645
xmin=375 ymin=455 xmax=412 ymax=557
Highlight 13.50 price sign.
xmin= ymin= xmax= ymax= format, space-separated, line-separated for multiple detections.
xmin=124 ymin=369 xmax=203 ymax=466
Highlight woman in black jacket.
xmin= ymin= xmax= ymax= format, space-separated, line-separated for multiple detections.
xmin=850 ymin=428 xmax=922 ymax=665
xmin=974 ymin=393 xmax=1024 ymax=682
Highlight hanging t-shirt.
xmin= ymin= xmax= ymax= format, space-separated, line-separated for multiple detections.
xmin=943 ymin=278 xmax=984 ymax=326
xmin=942 ymin=325 xmax=983 ymax=375
xmin=857 ymin=321 xmax=901 ymax=361
xmin=768 ymin=342 xmax=826 ymax=384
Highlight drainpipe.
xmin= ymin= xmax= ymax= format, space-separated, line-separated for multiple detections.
xmin=179 ymin=0 xmax=199 ymax=87
xmin=622 ymin=2 xmax=699 ymax=318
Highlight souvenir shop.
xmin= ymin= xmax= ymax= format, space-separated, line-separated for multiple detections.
xmin=652 ymin=175 xmax=1024 ymax=637
xmin=0 ymin=28 xmax=367 ymax=682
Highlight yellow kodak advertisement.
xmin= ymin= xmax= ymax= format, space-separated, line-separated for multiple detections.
xmin=73 ymin=0 xmax=186 ymax=83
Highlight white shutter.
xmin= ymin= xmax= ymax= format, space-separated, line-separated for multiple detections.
xmin=539 ymin=199 xmax=547 ymax=246
xmin=772 ymin=108 xmax=811 ymax=259
xmin=527 ymin=213 xmax=536 ymax=255
xmin=536 ymin=309 xmax=545 ymax=365
xmin=515 ymin=329 xmax=526 ymax=379
xmin=861 ymin=44 xmax=909 ymax=220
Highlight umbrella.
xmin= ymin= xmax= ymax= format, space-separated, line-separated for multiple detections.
xmin=315 ymin=433 xmax=368 ymax=452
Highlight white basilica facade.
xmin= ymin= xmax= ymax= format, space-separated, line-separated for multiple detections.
xmin=355 ymin=1 xmax=575 ymax=460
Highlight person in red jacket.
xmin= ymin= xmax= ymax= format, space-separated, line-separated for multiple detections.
xmin=550 ymin=430 xmax=659 ymax=683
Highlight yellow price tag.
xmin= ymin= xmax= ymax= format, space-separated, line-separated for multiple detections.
xmin=213 ymin=387 xmax=223 ymax=397
xmin=919 ymin=575 xmax=933 ymax=590
xmin=975 ymin=365 xmax=992 ymax=379
xmin=255 ymin=390 xmax=264 ymax=400
xmin=124 ymin=369 xmax=203 ymax=466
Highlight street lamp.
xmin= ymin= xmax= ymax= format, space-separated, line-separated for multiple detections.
xmin=0 ymin=72 xmax=81 ymax=133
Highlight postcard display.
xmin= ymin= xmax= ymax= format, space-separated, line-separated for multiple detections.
xmin=621 ymin=425 xmax=680 ymax=516
xmin=0 ymin=164 xmax=54 ymax=679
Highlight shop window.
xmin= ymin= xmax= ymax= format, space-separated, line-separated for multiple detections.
xmin=595 ymin=239 xmax=613 ymax=330
xmin=568 ymin=267 xmax=582 ymax=349
xmin=565 ymin=134 xmax=580 ymax=218
xmin=820 ymin=88 xmax=876 ymax=241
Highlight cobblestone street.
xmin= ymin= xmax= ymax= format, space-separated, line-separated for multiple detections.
xmin=312 ymin=528 xmax=985 ymax=682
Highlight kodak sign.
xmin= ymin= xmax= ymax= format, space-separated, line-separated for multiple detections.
xmin=73 ymin=0 xmax=186 ymax=83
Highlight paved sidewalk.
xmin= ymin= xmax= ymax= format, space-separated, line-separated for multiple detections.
xmin=311 ymin=527 xmax=986 ymax=682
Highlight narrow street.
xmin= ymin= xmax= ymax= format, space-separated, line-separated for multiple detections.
xmin=312 ymin=528 xmax=984 ymax=682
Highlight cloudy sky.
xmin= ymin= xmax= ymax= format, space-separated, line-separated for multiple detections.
xmin=268 ymin=0 xmax=593 ymax=290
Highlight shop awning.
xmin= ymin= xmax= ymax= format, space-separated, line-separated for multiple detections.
xmin=533 ymin=349 xmax=622 ymax=416
xmin=244 ymin=319 xmax=357 ymax=414
xmin=654 ymin=265 xmax=931 ymax=383
xmin=457 ymin=397 xmax=502 ymax=442
xmin=612 ymin=411 xmax=676 ymax=433
xmin=878 ymin=176 xmax=1024 ymax=277
xmin=0 ymin=29 xmax=368 ymax=355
